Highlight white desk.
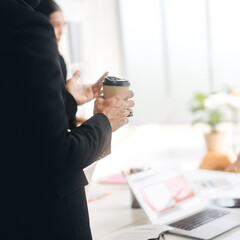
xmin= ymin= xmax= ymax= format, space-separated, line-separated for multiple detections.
xmin=88 ymin=182 xmax=148 ymax=240
xmin=87 ymin=124 xmax=240 ymax=239
xmin=88 ymin=181 xmax=240 ymax=240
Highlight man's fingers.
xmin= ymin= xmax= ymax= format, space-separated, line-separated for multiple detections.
xmin=108 ymin=94 xmax=135 ymax=109
xmin=117 ymin=90 xmax=134 ymax=100
xmin=120 ymin=117 xmax=129 ymax=125
xmin=92 ymin=72 xmax=108 ymax=92
xmin=120 ymin=100 xmax=135 ymax=109
xmin=113 ymin=99 xmax=135 ymax=110
xmin=98 ymin=89 xmax=103 ymax=95
xmin=72 ymin=70 xmax=81 ymax=81
xmin=94 ymin=72 xmax=109 ymax=87
xmin=127 ymin=100 xmax=135 ymax=108
xmin=95 ymin=96 xmax=104 ymax=101
xmin=121 ymin=109 xmax=130 ymax=118
xmin=93 ymin=89 xmax=103 ymax=98
xmin=100 ymin=71 xmax=109 ymax=80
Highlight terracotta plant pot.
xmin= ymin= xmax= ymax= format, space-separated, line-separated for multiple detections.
xmin=204 ymin=132 xmax=225 ymax=152
xmin=199 ymin=151 xmax=234 ymax=171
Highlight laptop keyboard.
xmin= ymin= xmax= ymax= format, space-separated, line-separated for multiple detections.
xmin=168 ymin=208 xmax=230 ymax=231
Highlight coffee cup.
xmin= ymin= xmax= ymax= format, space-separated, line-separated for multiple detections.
xmin=103 ymin=76 xmax=130 ymax=99
xmin=103 ymin=76 xmax=133 ymax=117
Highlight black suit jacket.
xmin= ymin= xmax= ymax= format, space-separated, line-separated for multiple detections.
xmin=58 ymin=53 xmax=78 ymax=129
xmin=0 ymin=0 xmax=112 ymax=239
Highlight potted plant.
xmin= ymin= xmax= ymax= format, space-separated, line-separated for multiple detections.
xmin=190 ymin=92 xmax=226 ymax=152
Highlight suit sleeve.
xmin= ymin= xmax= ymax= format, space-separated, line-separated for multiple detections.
xmin=20 ymin=14 xmax=112 ymax=184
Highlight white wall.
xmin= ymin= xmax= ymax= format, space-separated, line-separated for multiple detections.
xmin=210 ymin=0 xmax=240 ymax=90
xmin=165 ymin=0 xmax=209 ymax=123
xmin=119 ymin=0 xmax=240 ymax=124
xmin=119 ymin=0 xmax=167 ymax=123
xmin=119 ymin=0 xmax=209 ymax=124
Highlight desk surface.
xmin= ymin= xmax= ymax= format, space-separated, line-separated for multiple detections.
xmin=88 ymin=180 xmax=240 ymax=240
xmin=87 ymin=124 xmax=240 ymax=239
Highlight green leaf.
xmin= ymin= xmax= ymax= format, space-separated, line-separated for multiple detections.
xmin=191 ymin=106 xmax=205 ymax=112
xmin=190 ymin=93 xmax=208 ymax=113
xmin=206 ymin=110 xmax=222 ymax=132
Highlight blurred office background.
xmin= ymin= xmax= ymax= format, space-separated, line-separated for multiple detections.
xmin=54 ymin=0 xmax=240 ymax=179
xmin=57 ymin=0 xmax=240 ymax=125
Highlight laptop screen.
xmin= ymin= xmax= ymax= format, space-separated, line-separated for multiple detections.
xmin=140 ymin=175 xmax=195 ymax=213
xmin=126 ymin=166 xmax=199 ymax=224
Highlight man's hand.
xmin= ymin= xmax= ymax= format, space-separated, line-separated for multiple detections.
xmin=94 ymin=90 xmax=135 ymax=132
xmin=66 ymin=70 xmax=108 ymax=105
xmin=225 ymin=157 xmax=240 ymax=173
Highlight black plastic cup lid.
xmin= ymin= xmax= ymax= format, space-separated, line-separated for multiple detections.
xmin=103 ymin=76 xmax=130 ymax=86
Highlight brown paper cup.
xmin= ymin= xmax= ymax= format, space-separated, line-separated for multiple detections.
xmin=103 ymin=85 xmax=130 ymax=99
xmin=102 ymin=76 xmax=130 ymax=99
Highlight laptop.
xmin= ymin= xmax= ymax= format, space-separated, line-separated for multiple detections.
xmin=126 ymin=166 xmax=240 ymax=240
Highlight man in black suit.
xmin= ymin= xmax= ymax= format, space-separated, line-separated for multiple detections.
xmin=0 ymin=0 xmax=134 ymax=239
